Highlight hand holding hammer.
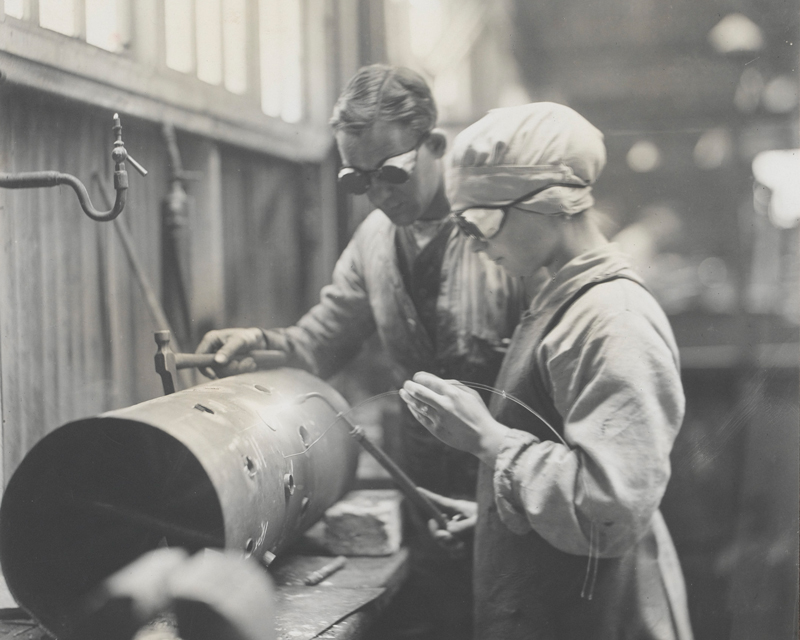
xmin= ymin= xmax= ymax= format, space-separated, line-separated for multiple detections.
xmin=156 ymin=330 xmax=287 ymax=394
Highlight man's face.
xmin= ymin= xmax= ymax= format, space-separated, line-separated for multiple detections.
xmin=335 ymin=121 xmax=444 ymax=226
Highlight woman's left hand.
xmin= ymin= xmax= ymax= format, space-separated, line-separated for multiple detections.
xmin=400 ymin=372 xmax=509 ymax=467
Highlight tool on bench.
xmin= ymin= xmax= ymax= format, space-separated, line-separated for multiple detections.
xmin=303 ymin=556 xmax=347 ymax=586
xmin=154 ymin=330 xmax=288 ymax=394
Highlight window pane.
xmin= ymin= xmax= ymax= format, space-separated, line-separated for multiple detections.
xmin=196 ymin=0 xmax=223 ymax=85
xmin=259 ymin=0 xmax=282 ymax=118
xmin=5 ymin=0 xmax=26 ymax=19
xmin=86 ymin=0 xmax=128 ymax=53
xmin=259 ymin=0 xmax=303 ymax=122
xmin=222 ymin=0 xmax=247 ymax=94
xmin=165 ymin=0 xmax=193 ymax=73
xmin=39 ymin=0 xmax=77 ymax=36
xmin=280 ymin=0 xmax=302 ymax=123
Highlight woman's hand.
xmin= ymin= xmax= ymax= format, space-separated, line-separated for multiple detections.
xmin=418 ymin=488 xmax=477 ymax=556
xmin=400 ymin=372 xmax=509 ymax=468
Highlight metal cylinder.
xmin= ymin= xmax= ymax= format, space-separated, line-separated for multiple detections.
xmin=0 ymin=369 xmax=359 ymax=638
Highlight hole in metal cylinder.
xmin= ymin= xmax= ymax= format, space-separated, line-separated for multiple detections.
xmin=254 ymin=385 xmax=273 ymax=394
xmin=193 ymin=403 xmax=214 ymax=414
xmin=245 ymin=538 xmax=255 ymax=553
xmin=298 ymin=425 xmax=310 ymax=448
xmin=283 ymin=473 xmax=295 ymax=495
xmin=244 ymin=456 xmax=256 ymax=477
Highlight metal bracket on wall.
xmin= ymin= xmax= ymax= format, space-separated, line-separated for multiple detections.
xmin=0 ymin=113 xmax=147 ymax=221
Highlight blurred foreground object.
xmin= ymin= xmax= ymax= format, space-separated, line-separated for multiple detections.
xmin=170 ymin=550 xmax=276 ymax=640
xmin=70 ymin=548 xmax=188 ymax=640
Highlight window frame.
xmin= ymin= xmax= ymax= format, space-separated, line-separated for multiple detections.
xmin=0 ymin=0 xmax=332 ymax=162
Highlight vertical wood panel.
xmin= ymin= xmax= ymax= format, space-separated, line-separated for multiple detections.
xmin=186 ymin=136 xmax=225 ymax=340
xmin=0 ymin=94 xmax=8 ymax=487
xmin=1 ymin=85 xmax=334 ymax=485
xmin=0 ymin=89 xmax=169 ymax=481
xmin=221 ymin=146 xmax=305 ymax=330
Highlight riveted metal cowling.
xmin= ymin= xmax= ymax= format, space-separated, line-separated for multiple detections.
xmin=0 ymin=368 xmax=359 ymax=639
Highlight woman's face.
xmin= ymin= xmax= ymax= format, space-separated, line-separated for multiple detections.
xmin=470 ymin=208 xmax=562 ymax=277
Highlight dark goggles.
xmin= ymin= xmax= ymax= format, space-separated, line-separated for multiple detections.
xmin=451 ymin=208 xmax=507 ymax=242
xmin=337 ymin=132 xmax=430 ymax=195
xmin=452 ymin=182 xmax=590 ymax=241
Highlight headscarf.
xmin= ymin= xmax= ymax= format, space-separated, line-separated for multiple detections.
xmin=446 ymin=102 xmax=606 ymax=216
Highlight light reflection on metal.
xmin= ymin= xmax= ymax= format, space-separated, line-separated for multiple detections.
xmin=0 ymin=369 xmax=358 ymax=639
xmin=0 ymin=114 xmax=147 ymax=221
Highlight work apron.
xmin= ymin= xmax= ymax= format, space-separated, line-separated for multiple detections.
xmin=474 ymin=262 xmax=686 ymax=640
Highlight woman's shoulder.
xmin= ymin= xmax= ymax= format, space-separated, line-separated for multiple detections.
xmin=549 ymin=277 xmax=676 ymax=355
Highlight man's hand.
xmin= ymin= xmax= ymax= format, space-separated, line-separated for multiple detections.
xmin=194 ymin=327 xmax=267 ymax=379
xmin=400 ymin=372 xmax=509 ymax=468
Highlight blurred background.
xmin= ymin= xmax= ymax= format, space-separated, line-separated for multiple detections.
xmin=0 ymin=1 xmax=798 ymax=638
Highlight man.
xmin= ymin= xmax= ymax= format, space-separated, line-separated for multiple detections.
xmin=400 ymin=103 xmax=694 ymax=639
xmin=196 ymin=65 xmax=526 ymax=639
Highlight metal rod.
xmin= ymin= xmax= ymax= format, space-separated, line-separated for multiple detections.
xmin=294 ymin=392 xmax=451 ymax=530
xmin=347 ymin=424 xmax=450 ymax=530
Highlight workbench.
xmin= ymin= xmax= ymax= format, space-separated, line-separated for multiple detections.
xmin=0 ymin=547 xmax=409 ymax=640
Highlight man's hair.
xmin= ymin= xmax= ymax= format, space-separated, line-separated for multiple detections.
xmin=330 ymin=64 xmax=437 ymax=137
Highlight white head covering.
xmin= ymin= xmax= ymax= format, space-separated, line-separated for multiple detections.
xmin=447 ymin=102 xmax=606 ymax=216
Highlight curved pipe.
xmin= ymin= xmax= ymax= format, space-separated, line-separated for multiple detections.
xmin=0 ymin=170 xmax=127 ymax=221
xmin=0 ymin=113 xmax=146 ymax=222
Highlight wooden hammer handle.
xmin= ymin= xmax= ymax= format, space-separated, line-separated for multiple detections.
xmin=175 ymin=350 xmax=288 ymax=370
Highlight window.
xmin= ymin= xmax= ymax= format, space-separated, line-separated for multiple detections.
xmin=5 ymin=0 xmax=130 ymax=52
xmin=259 ymin=0 xmax=303 ymax=122
xmin=3 ymin=0 xmax=308 ymax=124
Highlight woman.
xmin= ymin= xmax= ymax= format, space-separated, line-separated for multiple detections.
xmin=400 ymin=103 xmax=694 ymax=640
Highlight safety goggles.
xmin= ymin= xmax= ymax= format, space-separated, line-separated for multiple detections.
xmin=452 ymin=183 xmax=589 ymax=241
xmin=337 ymin=132 xmax=430 ymax=195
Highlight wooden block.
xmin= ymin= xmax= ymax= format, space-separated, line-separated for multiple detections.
xmin=322 ymin=490 xmax=403 ymax=557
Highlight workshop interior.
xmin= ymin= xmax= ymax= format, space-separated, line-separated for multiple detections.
xmin=0 ymin=1 xmax=798 ymax=639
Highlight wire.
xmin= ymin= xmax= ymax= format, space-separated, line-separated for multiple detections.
xmin=283 ymin=382 xmax=568 ymax=459
xmin=286 ymin=381 xmax=599 ymax=598
xmin=451 ymin=381 xmax=568 ymax=447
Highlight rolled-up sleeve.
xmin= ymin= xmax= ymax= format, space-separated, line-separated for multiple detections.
xmin=492 ymin=299 xmax=684 ymax=558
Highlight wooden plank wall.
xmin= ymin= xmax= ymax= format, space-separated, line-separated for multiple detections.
xmin=0 ymin=86 xmax=319 ymax=484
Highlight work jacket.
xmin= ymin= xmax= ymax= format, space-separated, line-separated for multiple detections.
xmin=274 ymin=209 xmax=526 ymax=497
xmin=475 ymin=244 xmax=694 ymax=640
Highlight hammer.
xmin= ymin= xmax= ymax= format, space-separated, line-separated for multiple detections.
xmin=155 ymin=330 xmax=288 ymax=394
